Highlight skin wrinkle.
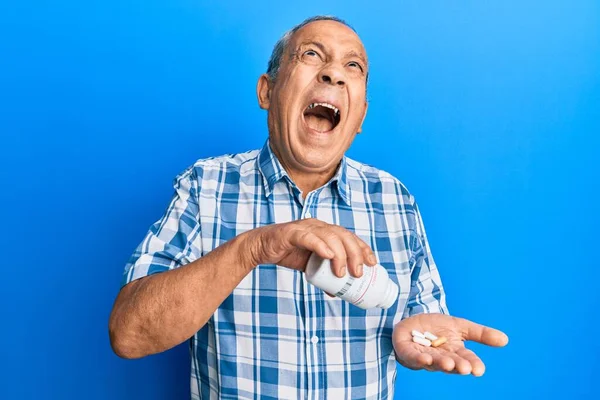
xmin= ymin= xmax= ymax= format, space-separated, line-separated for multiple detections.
xmin=266 ymin=16 xmax=361 ymax=83
xmin=257 ymin=20 xmax=369 ymax=196
xmin=292 ymin=41 xmax=368 ymax=72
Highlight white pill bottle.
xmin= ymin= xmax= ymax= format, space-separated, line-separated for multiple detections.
xmin=305 ymin=253 xmax=399 ymax=310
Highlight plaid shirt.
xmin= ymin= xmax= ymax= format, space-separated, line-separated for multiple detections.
xmin=123 ymin=140 xmax=448 ymax=400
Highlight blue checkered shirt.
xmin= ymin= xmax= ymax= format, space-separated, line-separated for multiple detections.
xmin=123 ymin=140 xmax=448 ymax=399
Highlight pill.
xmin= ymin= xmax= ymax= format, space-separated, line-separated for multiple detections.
xmin=411 ymin=330 xmax=425 ymax=338
xmin=423 ymin=331 xmax=438 ymax=341
xmin=431 ymin=336 xmax=448 ymax=347
xmin=412 ymin=336 xmax=432 ymax=347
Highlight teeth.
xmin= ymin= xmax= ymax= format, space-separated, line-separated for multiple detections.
xmin=308 ymin=102 xmax=340 ymax=117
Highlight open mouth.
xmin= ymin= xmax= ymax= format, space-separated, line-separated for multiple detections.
xmin=303 ymin=102 xmax=341 ymax=133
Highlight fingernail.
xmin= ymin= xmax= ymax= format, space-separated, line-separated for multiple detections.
xmin=370 ymin=254 xmax=377 ymax=264
xmin=340 ymin=266 xmax=347 ymax=277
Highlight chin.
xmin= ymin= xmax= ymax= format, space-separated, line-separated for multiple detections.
xmin=292 ymin=145 xmax=339 ymax=171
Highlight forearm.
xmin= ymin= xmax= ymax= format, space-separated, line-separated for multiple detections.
xmin=109 ymin=231 xmax=256 ymax=359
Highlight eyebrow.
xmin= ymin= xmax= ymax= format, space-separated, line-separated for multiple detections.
xmin=344 ymin=50 xmax=368 ymax=66
xmin=298 ymin=41 xmax=327 ymax=54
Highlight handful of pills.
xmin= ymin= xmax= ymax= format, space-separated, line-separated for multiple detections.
xmin=411 ymin=330 xmax=448 ymax=347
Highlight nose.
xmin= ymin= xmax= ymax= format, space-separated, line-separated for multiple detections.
xmin=319 ymin=65 xmax=346 ymax=87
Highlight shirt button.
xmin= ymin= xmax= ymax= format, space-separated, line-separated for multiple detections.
xmin=311 ymin=335 xmax=319 ymax=344
xmin=305 ymin=212 xmax=312 ymax=219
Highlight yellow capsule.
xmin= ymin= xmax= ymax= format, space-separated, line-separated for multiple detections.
xmin=431 ymin=336 xmax=448 ymax=347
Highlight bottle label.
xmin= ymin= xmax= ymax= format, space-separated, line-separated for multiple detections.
xmin=334 ymin=266 xmax=378 ymax=306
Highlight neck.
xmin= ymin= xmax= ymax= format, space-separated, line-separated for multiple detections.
xmin=288 ymin=168 xmax=337 ymax=199
xmin=269 ymin=143 xmax=340 ymax=199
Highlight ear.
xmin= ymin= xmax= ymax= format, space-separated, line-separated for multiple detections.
xmin=257 ymin=74 xmax=272 ymax=110
xmin=357 ymin=101 xmax=368 ymax=134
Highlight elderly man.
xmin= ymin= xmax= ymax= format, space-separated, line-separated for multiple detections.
xmin=109 ymin=15 xmax=508 ymax=399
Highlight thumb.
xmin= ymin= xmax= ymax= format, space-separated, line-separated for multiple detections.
xmin=455 ymin=317 xmax=509 ymax=347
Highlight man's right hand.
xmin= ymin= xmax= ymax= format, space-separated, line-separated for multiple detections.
xmin=243 ymin=218 xmax=377 ymax=278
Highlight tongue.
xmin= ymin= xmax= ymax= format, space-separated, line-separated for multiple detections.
xmin=304 ymin=111 xmax=333 ymax=132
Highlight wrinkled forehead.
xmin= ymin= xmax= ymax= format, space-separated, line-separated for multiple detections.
xmin=290 ymin=20 xmax=368 ymax=62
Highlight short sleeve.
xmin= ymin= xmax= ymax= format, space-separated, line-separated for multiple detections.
xmin=121 ymin=168 xmax=203 ymax=287
xmin=402 ymin=197 xmax=449 ymax=318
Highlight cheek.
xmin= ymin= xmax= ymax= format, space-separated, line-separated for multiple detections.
xmin=288 ymin=65 xmax=319 ymax=88
xmin=350 ymin=83 xmax=367 ymax=103
xmin=348 ymin=92 xmax=367 ymax=122
xmin=347 ymin=105 xmax=366 ymax=128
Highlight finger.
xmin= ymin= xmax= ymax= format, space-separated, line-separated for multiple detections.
xmin=353 ymin=236 xmax=377 ymax=266
xmin=456 ymin=348 xmax=486 ymax=377
xmin=445 ymin=352 xmax=472 ymax=375
xmin=337 ymin=229 xmax=365 ymax=278
xmin=423 ymin=365 xmax=461 ymax=374
xmin=315 ymin=230 xmax=348 ymax=278
xmin=415 ymin=352 xmax=433 ymax=369
xmin=394 ymin=344 xmax=433 ymax=370
xmin=429 ymin=351 xmax=455 ymax=372
xmin=288 ymin=230 xmax=335 ymax=260
xmin=455 ymin=317 xmax=509 ymax=347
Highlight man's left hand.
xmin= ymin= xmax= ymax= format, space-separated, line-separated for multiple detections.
xmin=393 ymin=313 xmax=508 ymax=376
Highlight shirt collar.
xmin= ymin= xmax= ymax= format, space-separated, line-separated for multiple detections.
xmin=258 ymin=139 xmax=351 ymax=205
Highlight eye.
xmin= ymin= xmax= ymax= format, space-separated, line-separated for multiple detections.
xmin=347 ymin=61 xmax=364 ymax=71
xmin=301 ymin=49 xmax=323 ymax=64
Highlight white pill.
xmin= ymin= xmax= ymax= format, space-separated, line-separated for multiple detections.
xmin=423 ymin=331 xmax=438 ymax=341
xmin=412 ymin=336 xmax=432 ymax=347
xmin=411 ymin=330 xmax=425 ymax=338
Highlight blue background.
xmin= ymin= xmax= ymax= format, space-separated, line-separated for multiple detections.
xmin=1 ymin=1 xmax=598 ymax=399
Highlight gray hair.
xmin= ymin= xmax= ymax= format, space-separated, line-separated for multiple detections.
xmin=266 ymin=15 xmax=367 ymax=86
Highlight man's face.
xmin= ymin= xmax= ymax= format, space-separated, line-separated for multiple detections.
xmin=258 ymin=20 xmax=368 ymax=177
